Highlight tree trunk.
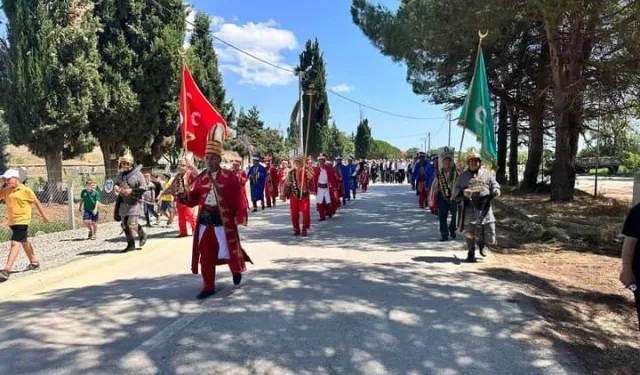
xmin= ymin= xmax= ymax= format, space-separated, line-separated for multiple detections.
xmin=521 ymin=39 xmax=549 ymax=192
xmin=521 ymin=102 xmax=544 ymax=192
xmin=496 ymin=99 xmax=508 ymax=184
xmin=100 ymin=141 xmax=123 ymax=178
xmin=508 ymin=108 xmax=519 ymax=186
xmin=43 ymin=150 xmax=63 ymax=204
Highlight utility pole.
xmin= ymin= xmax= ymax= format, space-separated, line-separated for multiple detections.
xmin=420 ymin=137 xmax=427 ymax=152
xmin=594 ymin=114 xmax=600 ymax=199
xmin=448 ymin=113 xmax=453 ymax=147
xmin=427 ymin=132 xmax=431 ymax=154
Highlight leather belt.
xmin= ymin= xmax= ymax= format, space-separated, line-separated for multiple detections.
xmin=318 ymin=183 xmax=329 ymax=188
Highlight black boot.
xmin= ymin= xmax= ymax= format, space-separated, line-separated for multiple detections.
xmin=465 ymin=242 xmax=477 ymax=262
xmin=197 ymin=290 xmax=216 ymax=299
xmin=478 ymin=240 xmax=487 ymax=257
xmin=233 ymin=273 xmax=242 ymax=285
xmin=122 ymin=236 xmax=136 ymax=253
xmin=138 ymin=226 xmax=148 ymax=248
xmin=439 ymin=235 xmax=449 ymax=242
xmin=450 ymin=230 xmax=457 ymax=240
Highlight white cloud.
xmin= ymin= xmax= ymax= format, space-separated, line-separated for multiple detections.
xmin=331 ymin=83 xmax=355 ymax=93
xmin=211 ymin=16 xmax=225 ymax=29
xmin=184 ymin=8 xmax=197 ymax=49
xmin=212 ymin=19 xmax=298 ymax=86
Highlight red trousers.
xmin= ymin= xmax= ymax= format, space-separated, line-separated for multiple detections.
xmin=317 ymin=202 xmax=334 ymax=220
xmin=266 ymin=195 xmax=277 ymax=208
xmin=290 ymin=195 xmax=310 ymax=233
xmin=176 ymin=202 xmax=196 ymax=236
xmin=198 ymin=226 xmax=243 ymax=292
xmin=332 ymin=189 xmax=340 ymax=212
xmin=418 ymin=189 xmax=429 ymax=208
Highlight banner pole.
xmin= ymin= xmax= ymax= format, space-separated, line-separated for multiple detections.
xmin=456 ymin=30 xmax=487 ymax=168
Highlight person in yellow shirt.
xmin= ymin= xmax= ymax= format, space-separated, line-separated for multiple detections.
xmin=0 ymin=169 xmax=49 ymax=282
xmin=158 ymin=173 xmax=175 ymax=225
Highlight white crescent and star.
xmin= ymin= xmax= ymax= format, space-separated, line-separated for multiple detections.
xmin=475 ymin=107 xmax=487 ymax=125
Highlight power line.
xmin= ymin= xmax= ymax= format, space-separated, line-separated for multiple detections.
xmin=327 ymin=89 xmax=444 ymax=120
xmin=152 ymin=0 xmax=445 ymax=122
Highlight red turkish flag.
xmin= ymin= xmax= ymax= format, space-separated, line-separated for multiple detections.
xmin=179 ymin=65 xmax=228 ymax=159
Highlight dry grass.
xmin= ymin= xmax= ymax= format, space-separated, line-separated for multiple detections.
xmin=490 ymin=189 xmax=638 ymax=375
xmin=483 ymin=252 xmax=640 ymax=375
xmin=7 ymin=145 xmax=105 ymax=165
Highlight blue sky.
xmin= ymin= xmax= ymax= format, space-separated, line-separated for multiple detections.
xmin=192 ymin=0 xmax=478 ymax=153
xmin=0 ymin=1 xmax=479 ymax=153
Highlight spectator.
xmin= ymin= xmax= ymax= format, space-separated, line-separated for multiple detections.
xmin=0 ymin=169 xmax=49 ymax=283
xmin=158 ymin=173 xmax=175 ymax=225
xmin=142 ymin=173 xmax=159 ymax=227
xmin=620 ymin=202 xmax=640 ymax=330
xmin=79 ymin=179 xmax=100 ymax=240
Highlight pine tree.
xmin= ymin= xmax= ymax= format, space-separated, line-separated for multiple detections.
xmin=297 ymin=39 xmax=330 ymax=156
xmin=3 ymin=0 xmax=100 ymax=188
xmin=355 ymin=118 xmax=373 ymax=159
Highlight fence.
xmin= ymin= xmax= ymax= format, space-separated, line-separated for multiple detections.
xmin=0 ymin=165 xmax=173 ymax=242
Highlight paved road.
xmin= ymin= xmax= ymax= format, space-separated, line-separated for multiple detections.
xmin=0 ymin=185 xmax=577 ymax=375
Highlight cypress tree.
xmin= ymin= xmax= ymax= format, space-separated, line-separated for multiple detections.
xmin=3 ymin=0 xmax=100 ymax=188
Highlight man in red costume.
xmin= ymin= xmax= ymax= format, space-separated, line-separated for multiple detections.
xmin=277 ymin=159 xmax=289 ymax=202
xmin=264 ymin=156 xmax=279 ymax=208
xmin=178 ymin=126 xmax=252 ymax=299
xmin=281 ymin=155 xmax=314 ymax=236
xmin=162 ymin=157 xmax=197 ymax=237
xmin=313 ymin=153 xmax=337 ymax=221
xmin=231 ymin=160 xmax=249 ymax=208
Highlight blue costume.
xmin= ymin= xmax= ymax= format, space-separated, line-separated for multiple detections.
xmin=338 ymin=163 xmax=352 ymax=201
xmin=412 ymin=160 xmax=434 ymax=196
xmin=247 ymin=163 xmax=266 ymax=210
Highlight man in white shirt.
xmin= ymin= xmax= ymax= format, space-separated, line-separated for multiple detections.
xmin=398 ymin=160 xmax=407 ymax=184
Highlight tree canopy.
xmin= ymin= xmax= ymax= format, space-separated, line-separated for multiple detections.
xmin=3 ymin=0 xmax=101 ymax=185
xmin=351 ymin=0 xmax=640 ymax=201
xmin=297 ymin=39 xmax=330 ymax=156
xmin=355 ymin=118 xmax=373 ymax=159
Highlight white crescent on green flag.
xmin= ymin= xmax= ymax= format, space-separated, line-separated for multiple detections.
xmin=458 ymin=49 xmax=497 ymax=163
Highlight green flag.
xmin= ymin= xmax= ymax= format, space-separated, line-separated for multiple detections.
xmin=458 ymin=49 xmax=497 ymax=163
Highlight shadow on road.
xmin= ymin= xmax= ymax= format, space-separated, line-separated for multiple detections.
xmin=241 ymin=185 xmax=456 ymax=253
xmin=0 ymin=257 xmax=577 ymax=375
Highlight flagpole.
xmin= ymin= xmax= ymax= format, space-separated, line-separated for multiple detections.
xmin=299 ymin=86 xmax=315 ymax=192
xmin=456 ymin=30 xmax=488 ymax=168
xmin=181 ymin=58 xmax=188 ymax=153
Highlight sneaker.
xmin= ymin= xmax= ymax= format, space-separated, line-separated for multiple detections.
xmin=26 ymin=263 xmax=40 ymax=271
xmin=87 ymin=231 xmax=93 ymax=239
xmin=0 ymin=270 xmax=9 ymax=282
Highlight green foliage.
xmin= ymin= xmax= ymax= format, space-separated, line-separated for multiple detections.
xmin=621 ymin=151 xmax=640 ymax=173
xmin=370 ymin=139 xmax=402 ymax=159
xmin=517 ymin=152 xmax=528 ymax=165
xmin=0 ymin=112 xmax=8 ymax=171
xmin=3 ymin=0 xmax=101 ymax=183
xmin=231 ymin=106 xmax=286 ymax=159
xmin=90 ymin=0 xmax=186 ymax=168
xmin=405 ymin=147 xmax=420 ymax=158
xmin=297 ymin=39 xmax=330 ymax=155
xmin=588 ymin=168 xmax=611 ymax=176
xmin=354 ymin=118 xmax=373 ymax=159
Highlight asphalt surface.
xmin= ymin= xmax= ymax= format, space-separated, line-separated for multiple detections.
xmin=0 ymin=184 xmax=579 ymax=375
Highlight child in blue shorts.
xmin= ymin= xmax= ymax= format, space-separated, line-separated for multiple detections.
xmin=79 ymin=179 xmax=100 ymax=239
